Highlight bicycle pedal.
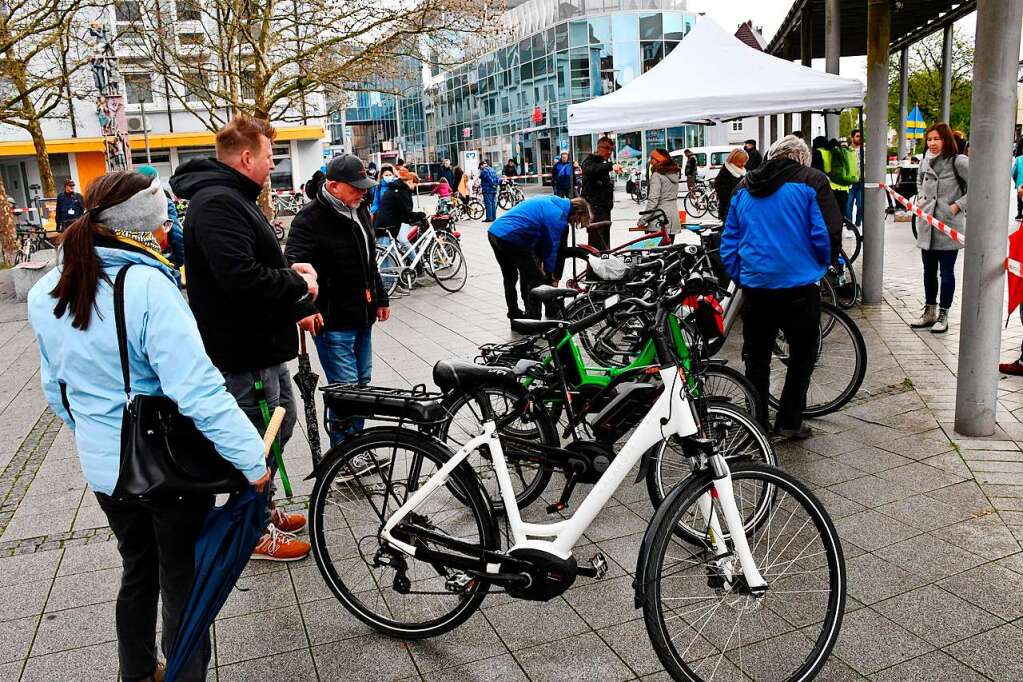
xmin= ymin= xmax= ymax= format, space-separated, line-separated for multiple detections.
xmin=586 ymin=552 xmax=608 ymax=579
xmin=545 ymin=501 xmax=566 ymax=514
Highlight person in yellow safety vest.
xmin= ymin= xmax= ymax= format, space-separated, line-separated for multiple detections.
xmin=810 ymin=136 xmax=850 ymax=218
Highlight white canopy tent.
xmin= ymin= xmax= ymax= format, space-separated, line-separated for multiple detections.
xmin=567 ymin=18 xmax=864 ymax=136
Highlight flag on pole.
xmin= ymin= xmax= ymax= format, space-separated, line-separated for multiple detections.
xmin=1007 ymin=225 xmax=1023 ymax=320
xmin=906 ymin=106 xmax=927 ymax=140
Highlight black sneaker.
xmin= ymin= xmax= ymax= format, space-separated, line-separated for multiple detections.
xmin=773 ymin=424 xmax=812 ymax=440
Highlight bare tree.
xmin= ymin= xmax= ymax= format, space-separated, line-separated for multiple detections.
xmin=132 ymin=0 xmax=500 ymax=129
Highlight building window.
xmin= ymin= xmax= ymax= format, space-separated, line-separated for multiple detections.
xmin=177 ymin=146 xmax=215 ymax=165
xmin=124 ymin=73 xmax=154 ymax=104
xmin=131 ymin=149 xmax=171 ymax=165
xmin=178 ymin=32 xmax=204 ymax=46
xmin=182 ymin=71 xmax=204 ymax=101
xmin=270 ymin=144 xmax=293 ymax=191
xmin=731 ymin=120 xmax=744 ymax=132
xmin=114 ymin=0 xmax=142 ymax=22
xmin=176 ymin=0 xmax=201 ymax=20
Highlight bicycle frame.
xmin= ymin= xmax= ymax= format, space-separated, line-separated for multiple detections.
xmin=379 ymin=367 xmax=767 ymax=589
xmin=380 ymin=224 xmax=438 ymax=270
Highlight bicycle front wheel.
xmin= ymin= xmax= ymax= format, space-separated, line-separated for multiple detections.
xmin=842 ymin=219 xmax=862 ymax=264
xmin=498 ymin=193 xmax=512 ymax=210
xmin=309 ymin=428 xmax=497 ymax=640
xmin=685 ymin=190 xmax=708 ymax=218
xmin=466 ymin=198 xmax=485 ymax=220
xmin=641 ymin=461 xmax=845 ymax=682
xmin=428 ymin=237 xmax=467 ymax=292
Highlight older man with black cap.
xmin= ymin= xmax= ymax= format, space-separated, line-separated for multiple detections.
xmin=286 ymin=154 xmax=391 ymax=455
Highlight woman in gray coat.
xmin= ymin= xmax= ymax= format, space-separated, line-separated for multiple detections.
xmin=910 ymin=122 xmax=968 ymax=334
xmin=638 ymin=148 xmax=681 ymax=235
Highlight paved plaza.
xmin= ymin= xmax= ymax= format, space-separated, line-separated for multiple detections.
xmin=1 ymin=189 xmax=1023 ymax=680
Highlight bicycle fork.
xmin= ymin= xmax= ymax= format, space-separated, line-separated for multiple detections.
xmin=698 ymin=456 xmax=767 ymax=594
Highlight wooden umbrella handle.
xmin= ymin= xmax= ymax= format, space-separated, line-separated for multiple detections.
xmin=262 ymin=406 xmax=286 ymax=456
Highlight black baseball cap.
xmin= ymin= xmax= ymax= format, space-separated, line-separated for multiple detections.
xmin=325 ymin=154 xmax=376 ymax=189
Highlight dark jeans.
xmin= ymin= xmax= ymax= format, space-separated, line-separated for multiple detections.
xmin=741 ymin=284 xmax=821 ymax=431
xmin=222 ymin=364 xmax=297 ymax=523
xmin=97 ymin=492 xmax=215 ymax=682
xmin=587 ymin=205 xmax=611 ymax=251
xmin=554 ymin=185 xmax=571 ymax=198
xmin=483 ymin=191 xmax=497 ymax=221
xmin=921 ymin=249 xmax=959 ymax=310
xmin=1016 ymin=191 xmax=1022 ymax=217
xmin=490 ymin=232 xmax=543 ymax=319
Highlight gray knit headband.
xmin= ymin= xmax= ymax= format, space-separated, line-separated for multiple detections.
xmin=96 ymin=179 xmax=168 ymax=233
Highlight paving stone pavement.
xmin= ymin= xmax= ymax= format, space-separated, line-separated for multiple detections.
xmin=3 ymin=188 xmax=1023 ymax=680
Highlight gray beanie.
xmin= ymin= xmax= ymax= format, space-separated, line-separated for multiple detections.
xmin=96 ymin=179 xmax=168 ymax=233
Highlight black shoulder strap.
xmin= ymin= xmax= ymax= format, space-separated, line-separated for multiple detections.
xmin=113 ymin=264 xmax=133 ymax=403
xmin=59 ymin=381 xmax=74 ymax=424
xmin=951 ymin=155 xmax=967 ymax=196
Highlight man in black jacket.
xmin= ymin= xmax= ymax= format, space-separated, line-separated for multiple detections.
xmin=580 ymin=137 xmax=617 ymax=250
xmin=55 ymin=178 xmax=84 ymax=232
xmin=286 ymin=155 xmax=390 ymax=453
xmin=743 ymin=139 xmax=763 ymax=172
xmin=170 ymin=116 xmax=318 ymax=561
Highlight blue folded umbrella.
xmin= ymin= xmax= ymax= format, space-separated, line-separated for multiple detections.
xmin=165 ymin=487 xmax=267 ymax=682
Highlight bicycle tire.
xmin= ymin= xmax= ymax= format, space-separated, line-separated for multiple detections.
xmin=835 ymin=264 xmax=860 ymax=310
xmin=702 ymin=364 xmax=762 ymax=423
xmin=843 ymin=219 xmax=862 ymax=264
xmin=466 ymin=199 xmax=485 ymax=221
xmin=309 ymin=428 xmax=497 ymax=640
xmin=644 ymin=402 xmax=775 ymax=516
xmin=641 ymin=461 xmax=845 ymax=682
xmin=768 ymin=302 xmax=867 ymax=417
xmin=434 ymin=386 xmax=556 ymax=511
xmin=429 ymin=238 xmax=467 ymax=293
xmin=497 ymin=193 xmax=512 ymax=210
xmin=377 ymin=245 xmax=402 ymax=296
xmin=684 ymin=190 xmax=708 ymax=218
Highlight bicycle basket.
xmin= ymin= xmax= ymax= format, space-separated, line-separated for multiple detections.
xmin=587 ymin=254 xmax=629 ymax=281
xmin=320 ymin=383 xmax=447 ymax=424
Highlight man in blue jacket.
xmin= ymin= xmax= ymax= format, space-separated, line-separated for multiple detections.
xmin=54 ymin=178 xmax=84 ymax=232
xmin=720 ymin=135 xmax=843 ymax=439
xmin=553 ymin=152 xmax=574 ymax=198
xmin=480 ymin=159 xmax=500 ymax=222
xmin=488 ymin=195 xmax=591 ymax=324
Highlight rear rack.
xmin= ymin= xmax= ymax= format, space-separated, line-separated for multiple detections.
xmin=320 ymin=383 xmax=447 ymax=424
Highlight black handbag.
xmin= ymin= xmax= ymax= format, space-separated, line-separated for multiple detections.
xmin=110 ymin=264 xmax=249 ymax=500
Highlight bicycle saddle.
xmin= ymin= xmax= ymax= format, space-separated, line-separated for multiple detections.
xmin=432 ymin=359 xmax=519 ymax=394
xmin=529 ymin=285 xmax=578 ymax=302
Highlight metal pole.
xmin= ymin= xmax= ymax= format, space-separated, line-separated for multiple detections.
xmin=140 ymin=100 xmax=152 ymax=164
xmin=861 ymin=0 xmax=890 ymax=306
xmin=758 ymin=117 xmax=767 ymax=151
xmin=954 ymin=0 xmax=1023 ymax=436
xmin=800 ymin=6 xmax=813 ymax=139
xmin=941 ymin=23 xmax=954 ymax=123
xmin=897 ymin=47 xmax=909 ymax=160
xmin=770 ymin=115 xmax=779 ymax=145
xmin=824 ymin=0 xmax=841 ymax=137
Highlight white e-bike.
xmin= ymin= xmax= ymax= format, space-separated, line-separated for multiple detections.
xmin=309 ymin=248 xmax=846 ymax=681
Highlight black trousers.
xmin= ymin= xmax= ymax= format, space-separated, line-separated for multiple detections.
xmin=587 ymin=205 xmax=612 ymax=251
xmin=741 ymin=285 xmax=821 ymax=430
xmin=489 ymin=233 xmax=543 ymax=319
xmin=97 ymin=492 xmax=215 ymax=682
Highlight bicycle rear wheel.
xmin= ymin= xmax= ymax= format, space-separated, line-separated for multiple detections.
xmin=769 ymin=303 xmax=867 ymax=417
xmin=466 ymin=198 xmax=485 ymax=220
xmin=701 ymin=364 xmax=761 ymax=422
xmin=641 ymin=461 xmax=845 ymax=681
xmin=842 ymin=219 xmax=862 ymax=264
xmin=377 ymin=245 xmax=402 ymax=296
xmin=685 ymin=190 xmax=708 ymax=218
xmin=645 ymin=402 xmax=775 ymax=513
xmin=309 ymin=428 xmax=497 ymax=640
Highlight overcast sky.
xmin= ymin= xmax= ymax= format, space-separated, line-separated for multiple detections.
xmin=685 ymin=0 xmax=1012 ymax=83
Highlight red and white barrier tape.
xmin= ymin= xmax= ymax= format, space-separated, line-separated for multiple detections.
xmin=870 ymin=181 xmax=1023 ymax=276
xmin=876 ymin=181 xmax=966 ymax=246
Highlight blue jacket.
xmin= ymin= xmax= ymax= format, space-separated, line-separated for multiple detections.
xmin=370 ymin=176 xmax=395 ymax=215
xmin=488 ymin=196 xmax=570 ymax=274
xmin=28 ymin=246 xmax=268 ymax=495
xmin=165 ymin=196 xmax=185 ymax=268
xmin=720 ymin=159 xmax=843 ymax=289
xmin=1012 ymin=156 xmax=1023 ymax=188
xmin=438 ymin=166 xmax=455 ymax=186
xmin=55 ymin=191 xmax=84 ymax=227
xmin=480 ymin=166 xmax=500 ymax=194
xmin=553 ymin=160 xmax=574 ymax=189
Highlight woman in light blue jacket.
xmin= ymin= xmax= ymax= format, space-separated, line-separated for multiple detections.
xmin=1012 ymin=137 xmax=1023 ymax=221
xmin=28 ymin=171 xmax=268 ymax=682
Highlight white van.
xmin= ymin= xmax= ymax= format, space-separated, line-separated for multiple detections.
xmin=669 ymin=145 xmax=739 ymax=181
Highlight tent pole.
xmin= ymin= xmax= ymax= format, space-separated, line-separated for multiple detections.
xmin=824 ymin=0 xmax=841 ymax=137
xmin=941 ymin=23 xmax=954 ymax=124
xmin=954 ymin=0 xmax=1023 ymax=436
xmin=861 ymin=0 xmax=890 ymax=306
xmin=800 ymin=4 xmax=813 ymax=139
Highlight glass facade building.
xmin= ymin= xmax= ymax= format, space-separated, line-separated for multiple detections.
xmin=415 ymin=0 xmax=704 ymax=178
